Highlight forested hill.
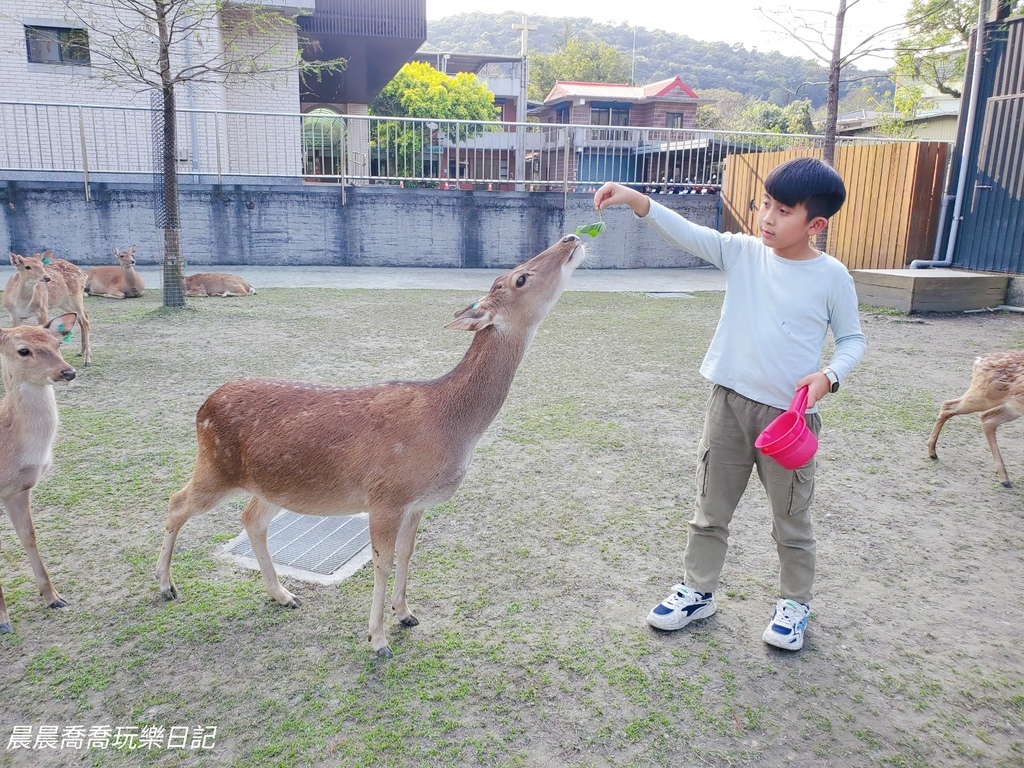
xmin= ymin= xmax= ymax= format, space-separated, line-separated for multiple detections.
xmin=425 ymin=12 xmax=892 ymax=108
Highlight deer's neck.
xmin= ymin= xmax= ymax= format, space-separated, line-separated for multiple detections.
xmin=434 ymin=325 xmax=536 ymax=436
xmin=0 ymin=376 xmax=59 ymax=464
xmin=13 ymin=277 xmax=41 ymax=304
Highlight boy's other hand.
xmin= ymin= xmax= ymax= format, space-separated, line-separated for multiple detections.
xmin=594 ymin=182 xmax=651 ymax=218
xmin=796 ymin=372 xmax=832 ymax=408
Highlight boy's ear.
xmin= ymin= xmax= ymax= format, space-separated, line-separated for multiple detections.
xmin=806 ymin=216 xmax=829 ymax=237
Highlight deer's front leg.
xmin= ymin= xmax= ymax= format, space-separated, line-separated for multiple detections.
xmin=2 ymin=490 xmax=66 ymax=608
xmin=391 ymin=508 xmax=424 ymax=628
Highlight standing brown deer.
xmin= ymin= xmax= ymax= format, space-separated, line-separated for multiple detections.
xmin=85 ymin=245 xmax=145 ymax=299
xmin=4 ymin=251 xmax=92 ymax=365
xmin=185 ymin=272 xmax=256 ymax=297
xmin=927 ymin=351 xmax=1024 ymax=487
xmin=156 ymin=234 xmax=585 ymax=657
xmin=0 ymin=314 xmax=78 ymax=633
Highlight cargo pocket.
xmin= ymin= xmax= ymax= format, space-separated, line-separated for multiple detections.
xmin=787 ymin=463 xmax=815 ymax=515
xmin=696 ymin=439 xmax=711 ymax=498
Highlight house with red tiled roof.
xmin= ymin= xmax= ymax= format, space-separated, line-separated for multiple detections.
xmin=538 ymin=76 xmax=702 ymax=130
xmin=529 ymin=76 xmax=705 ymax=189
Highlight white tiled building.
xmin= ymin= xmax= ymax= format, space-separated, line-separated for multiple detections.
xmin=1 ymin=0 xmax=313 ymax=176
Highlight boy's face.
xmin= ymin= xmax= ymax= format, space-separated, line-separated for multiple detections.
xmin=758 ymin=194 xmax=828 ymax=257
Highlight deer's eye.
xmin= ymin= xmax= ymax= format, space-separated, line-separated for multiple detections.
xmin=17 ymin=348 xmax=30 ymax=357
xmin=515 ymin=275 xmax=527 ymax=287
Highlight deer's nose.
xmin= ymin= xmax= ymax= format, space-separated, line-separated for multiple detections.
xmin=60 ymin=368 xmax=76 ymax=381
xmin=562 ymin=234 xmax=581 ymax=244
xmin=43 ymin=276 xmax=52 ymax=282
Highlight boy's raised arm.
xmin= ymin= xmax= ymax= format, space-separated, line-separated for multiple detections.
xmin=594 ymin=182 xmax=651 ymax=218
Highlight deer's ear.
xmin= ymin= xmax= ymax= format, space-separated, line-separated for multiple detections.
xmin=445 ymin=300 xmax=495 ymax=331
xmin=129 ymin=245 xmax=137 ymax=255
xmin=10 ymin=253 xmax=21 ymax=267
xmin=45 ymin=313 xmax=78 ymax=341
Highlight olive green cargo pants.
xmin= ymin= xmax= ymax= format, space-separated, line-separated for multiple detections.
xmin=683 ymin=385 xmax=822 ymax=605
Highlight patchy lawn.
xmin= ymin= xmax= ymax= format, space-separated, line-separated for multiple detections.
xmin=2 ymin=286 xmax=1023 ymax=767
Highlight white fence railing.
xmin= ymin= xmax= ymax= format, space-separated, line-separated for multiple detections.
xmin=0 ymin=101 xmax=947 ymax=195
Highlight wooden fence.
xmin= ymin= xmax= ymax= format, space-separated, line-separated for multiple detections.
xmin=721 ymin=142 xmax=951 ymax=269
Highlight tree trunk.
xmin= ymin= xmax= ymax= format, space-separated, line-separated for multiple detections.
xmin=817 ymin=0 xmax=847 ymax=251
xmin=156 ymin=0 xmax=186 ymax=307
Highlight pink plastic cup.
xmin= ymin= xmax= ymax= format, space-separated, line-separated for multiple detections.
xmin=755 ymin=386 xmax=818 ymax=470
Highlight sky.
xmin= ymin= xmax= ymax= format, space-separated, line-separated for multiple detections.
xmin=426 ymin=0 xmax=914 ymax=67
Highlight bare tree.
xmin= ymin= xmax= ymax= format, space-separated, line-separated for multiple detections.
xmin=58 ymin=0 xmax=345 ymax=306
xmin=758 ymin=1 xmax=912 ymax=246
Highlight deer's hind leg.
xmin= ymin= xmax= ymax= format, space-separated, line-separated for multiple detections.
xmin=927 ymin=387 xmax=995 ymax=460
xmin=156 ymin=471 xmax=234 ymax=600
xmin=240 ymin=496 xmax=296 ymax=608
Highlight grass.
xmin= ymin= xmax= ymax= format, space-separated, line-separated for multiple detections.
xmin=2 ymin=287 xmax=1024 ymax=767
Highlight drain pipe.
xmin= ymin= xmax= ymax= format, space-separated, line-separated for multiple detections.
xmin=910 ymin=0 xmax=988 ymax=269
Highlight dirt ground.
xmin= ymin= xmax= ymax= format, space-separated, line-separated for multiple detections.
xmin=1 ymin=287 xmax=1023 ymax=767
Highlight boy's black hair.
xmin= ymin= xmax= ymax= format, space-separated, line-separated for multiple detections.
xmin=764 ymin=157 xmax=847 ymax=221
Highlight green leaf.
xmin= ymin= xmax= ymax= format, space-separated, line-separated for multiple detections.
xmin=575 ymin=221 xmax=607 ymax=238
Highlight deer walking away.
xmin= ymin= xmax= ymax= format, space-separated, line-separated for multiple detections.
xmin=4 ymin=251 xmax=92 ymax=365
xmin=156 ymin=234 xmax=586 ymax=657
xmin=927 ymin=350 xmax=1024 ymax=487
xmin=0 ymin=314 xmax=78 ymax=633
xmin=85 ymin=245 xmax=145 ymax=299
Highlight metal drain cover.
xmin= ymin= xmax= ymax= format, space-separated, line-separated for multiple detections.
xmin=223 ymin=511 xmax=372 ymax=584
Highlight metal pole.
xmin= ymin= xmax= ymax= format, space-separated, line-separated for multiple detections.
xmin=77 ymin=106 xmax=90 ymax=202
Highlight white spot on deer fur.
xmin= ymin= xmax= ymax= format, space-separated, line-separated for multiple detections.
xmin=394 ymin=443 xmax=403 ymax=454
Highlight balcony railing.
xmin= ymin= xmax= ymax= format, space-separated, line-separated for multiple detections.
xmin=0 ymin=101 xmax=949 ymax=199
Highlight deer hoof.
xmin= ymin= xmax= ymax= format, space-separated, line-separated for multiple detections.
xmin=48 ymin=598 xmax=68 ymax=609
xmin=0 ymin=622 xmax=12 ymax=634
xmin=376 ymin=645 xmax=394 ymax=659
xmin=400 ymin=615 xmax=419 ymax=627
xmin=161 ymin=586 xmax=179 ymax=601
xmin=928 ymin=452 xmax=938 ymax=460
xmin=1002 ymin=480 xmax=1013 ymax=488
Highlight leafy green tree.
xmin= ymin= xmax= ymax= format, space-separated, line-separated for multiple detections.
xmin=695 ymin=88 xmax=750 ymax=130
xmin=529 ymin=37 xmax=631 ymax=101
xmin=370 ymin=62 xmax=498 ymax=184
xmin=371 ymin=61 xmax=498 ymax=121
xmin=895 ymin=0 xmax=1023 ymax=100
xmin=782 ymin=99 xmax=815 ymax=134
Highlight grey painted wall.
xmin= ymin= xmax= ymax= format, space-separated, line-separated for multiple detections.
xmin=0 ymin=181 xmax=721 ymax=269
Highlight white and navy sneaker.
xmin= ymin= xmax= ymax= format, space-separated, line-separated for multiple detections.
xmin=647 ymin=584 xmax=717 ymax=630
xmin=762 ymin=599 xmax=810 ymax=650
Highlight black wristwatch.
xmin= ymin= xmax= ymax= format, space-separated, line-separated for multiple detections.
xmin=822 ymin=368 xmax=840 ymax=393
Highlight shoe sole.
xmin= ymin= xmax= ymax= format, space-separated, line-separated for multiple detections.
xmin=646 ymin=602 xmax=717 ymax=631
xmin=762 ymin=629 xmax=804 ymax=650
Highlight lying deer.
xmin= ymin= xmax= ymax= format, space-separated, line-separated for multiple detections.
xmin=927 ymin=350 xmax=1024 ymax=487
xmin=156 ymin=234 xmax=585 ymax=657
xmin=185 ymin=272 xmax=256 ymax=297
xmin=4 ymin=251 xmax=92 ymax=365
xmin=0 ymin=314 xmax=78 ymax=633
xmin=85 ymin=245 xmax=145 ymax=299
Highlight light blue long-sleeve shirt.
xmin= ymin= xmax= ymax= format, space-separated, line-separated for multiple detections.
xmin=641 ymin=198 xmax=867 ymax=411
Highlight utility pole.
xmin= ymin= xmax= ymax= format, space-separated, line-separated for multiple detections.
xmin=512 ymin=15 xmax=536 ymax=191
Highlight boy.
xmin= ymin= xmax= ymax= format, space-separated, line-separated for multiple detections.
xmin=593 ymin=157 xmax=866 ymax=651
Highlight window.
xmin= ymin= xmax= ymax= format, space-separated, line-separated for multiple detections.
xmin=25 ymin=26 xmax=90 ymax=65
xmin=590 ymin=108 xmax=630 ymax=127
